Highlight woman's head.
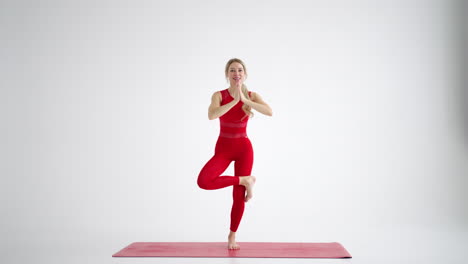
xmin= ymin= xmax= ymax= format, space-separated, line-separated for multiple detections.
xmin=225 ymin=58 xmax=248 ymax=85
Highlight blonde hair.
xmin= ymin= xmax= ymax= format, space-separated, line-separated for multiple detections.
xmin=224 ymin=58 xmax=253 ymax=119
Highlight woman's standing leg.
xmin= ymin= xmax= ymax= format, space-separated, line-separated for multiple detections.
xmin=228 ymin=138 xmax=254 ymax=249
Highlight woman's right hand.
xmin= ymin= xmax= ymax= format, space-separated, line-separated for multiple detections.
xmin=232 ymin=85 xmax=241 ymax=104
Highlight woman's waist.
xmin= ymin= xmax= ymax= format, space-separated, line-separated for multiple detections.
xmin=218 ymin=131 xmax=248 ymax=139
xmin=216 ymin=134 xmax=251 ymax=147
xmin=219 ymin=124 xmax=247 ymax=137
xmin=218 ymin=119 xmax=249 ymax=138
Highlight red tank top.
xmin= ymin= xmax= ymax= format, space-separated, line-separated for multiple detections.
xmin=219 ymin=88 xmax=251 ymax=138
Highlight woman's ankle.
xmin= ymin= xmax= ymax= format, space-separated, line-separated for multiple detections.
xmin=239 ymin=176 xmax=246 ymax=186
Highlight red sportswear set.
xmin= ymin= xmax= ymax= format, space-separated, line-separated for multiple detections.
xmin=197 ymin=88 xmax=254 ymax=232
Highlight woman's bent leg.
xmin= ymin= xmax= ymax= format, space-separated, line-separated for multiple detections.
xmin=197 ymin=154 xmax=238 ymax=190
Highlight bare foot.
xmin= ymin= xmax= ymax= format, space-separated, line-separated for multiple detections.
xmin=244 ymin=176 xmax=256 ymax=202
xmin=228 ymin=231 xmax=240 ymax=250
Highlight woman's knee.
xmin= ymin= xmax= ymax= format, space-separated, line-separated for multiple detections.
xmin=197 ymin=174 xmax=208 ymax=189
xmin=197 ymin=170 xmax=213 ymax=190
xmin=232 ymin=186 xmax=246 ymax=201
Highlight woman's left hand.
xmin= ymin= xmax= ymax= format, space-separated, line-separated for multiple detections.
xmin=238 ymin=85 xmax=248 ymax=103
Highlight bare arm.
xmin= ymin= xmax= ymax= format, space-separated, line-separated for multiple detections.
xmin=208 ymin=91 xmax=239 ymax=120
xmin=242 ymin=91 xmax=273 ymax=116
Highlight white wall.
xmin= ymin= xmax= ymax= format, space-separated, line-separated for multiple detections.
xmin=1 ymin=0 xmax=467 ymax=261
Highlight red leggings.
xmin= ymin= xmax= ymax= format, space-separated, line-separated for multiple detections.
xmin=197 ymin=137 xmax=254 ymax=232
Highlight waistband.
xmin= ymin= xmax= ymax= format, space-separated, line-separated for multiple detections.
xmin=219 ymin=131 xmax=248 ymax=138
xmin=219 ymin=120 xmax=248 ymax=138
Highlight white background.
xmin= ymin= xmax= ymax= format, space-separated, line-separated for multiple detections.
xmin=1 ymin=0 xmax=467 ymax=264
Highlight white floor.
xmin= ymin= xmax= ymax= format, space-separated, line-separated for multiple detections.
xmin=4 ymin=225 xmax=467 ymax=264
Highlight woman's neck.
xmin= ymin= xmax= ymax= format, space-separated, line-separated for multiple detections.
xmin=228 ymin=86 xmax=237 ymax=93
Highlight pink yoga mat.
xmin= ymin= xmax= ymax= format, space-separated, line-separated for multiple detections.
xmin=112 ymin=242 xmax=352 ymax=258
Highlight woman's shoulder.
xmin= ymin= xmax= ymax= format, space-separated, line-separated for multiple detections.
xmin=211 ymin=89 xmax=226 ymax=102
xmin=217 ymin=89 xmax=230 ymax=100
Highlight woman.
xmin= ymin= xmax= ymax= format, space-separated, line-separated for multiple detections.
xmin=197 ymin=58 xmax=273 ymax=250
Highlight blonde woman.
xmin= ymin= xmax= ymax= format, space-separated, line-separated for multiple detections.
xmin=197 ymin=58 xmax=273 ymax=250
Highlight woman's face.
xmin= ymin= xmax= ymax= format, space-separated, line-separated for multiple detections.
xmin=227 ymin=62 xmax=246 ymax=85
